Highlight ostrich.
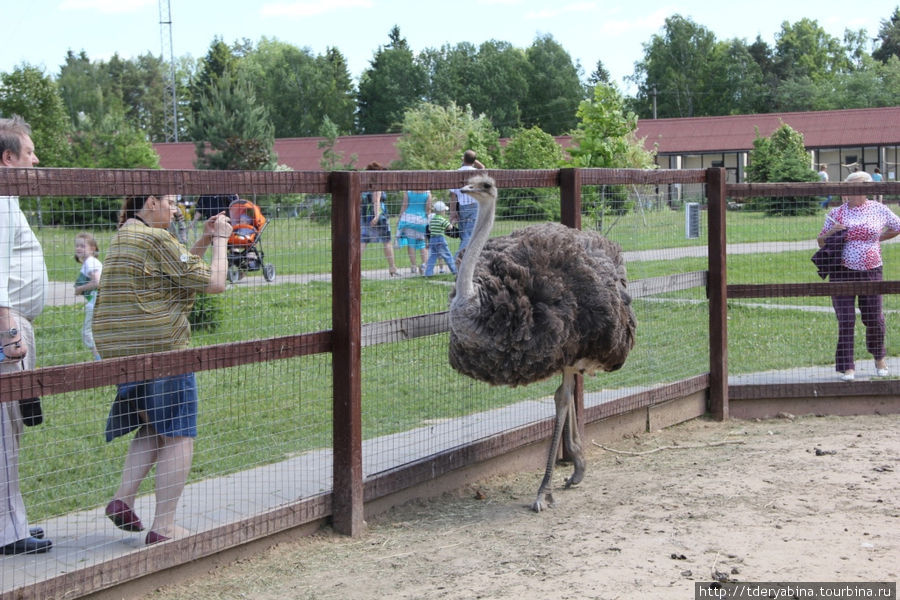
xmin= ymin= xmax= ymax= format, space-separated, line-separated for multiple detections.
xmin=448 ymin=174 xmax=636 ymax=512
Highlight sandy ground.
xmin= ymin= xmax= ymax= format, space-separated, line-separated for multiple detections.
xmin=148 ymin=414 xmax=899 ymax=600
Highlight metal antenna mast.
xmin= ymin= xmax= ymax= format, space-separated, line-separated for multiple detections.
xmin=159 ymin=0 xmax=178 ymax=142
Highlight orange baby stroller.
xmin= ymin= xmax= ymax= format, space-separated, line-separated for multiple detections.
xmin=227 ymin=198 xmax=275 ymax=283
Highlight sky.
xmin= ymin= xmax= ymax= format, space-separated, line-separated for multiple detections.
xmin=3 ymin=0 xmax=890 ymax=96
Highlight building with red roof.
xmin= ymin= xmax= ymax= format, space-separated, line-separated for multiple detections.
xmin=154 ymin=106 xmax=900 ymax=185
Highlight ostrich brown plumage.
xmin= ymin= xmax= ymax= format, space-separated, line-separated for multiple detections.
xmin=448 ymin=174 xmax=636 ymax=512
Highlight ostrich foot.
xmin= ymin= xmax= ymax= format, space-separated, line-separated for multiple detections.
xmin=531 ymin=492 xmax=555 ymax=512
xmin=564 ymin=473 xmax=583 ymax=488
xmin=564 ymin=459 xmax=586 ymax=488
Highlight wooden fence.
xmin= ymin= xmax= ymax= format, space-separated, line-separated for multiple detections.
xmin=0 ymin=167 xmax=897 ymax=598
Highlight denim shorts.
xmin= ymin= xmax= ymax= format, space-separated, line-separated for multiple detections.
xmin=105 ymin=372 xmax=198 ymax=441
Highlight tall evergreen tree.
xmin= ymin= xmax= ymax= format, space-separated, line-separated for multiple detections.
xmin=316 ymin=47 xmax=356 ymax=135
xmin=189 ymin=38 xmax=239 ymax=132
xmin=191 ymin=72 xmax=276 ymax=171
xmin=873 ymin=6 xmax=900 ymax=63
xmin=357 ymin=26 xmax=427 ymax=134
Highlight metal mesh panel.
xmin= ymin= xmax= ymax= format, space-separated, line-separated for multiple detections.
xmin=725 ymin=192 xmax=900 ymax=383
xmin=2 ymin=187 xmax=332 ymax=590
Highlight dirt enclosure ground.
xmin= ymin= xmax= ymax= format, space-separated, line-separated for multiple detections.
xmin=149 ymin=414 xmax=898 ymax=600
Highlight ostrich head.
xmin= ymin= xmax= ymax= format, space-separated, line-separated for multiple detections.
xmin=459 ymin=174 xmax=497 ymax=207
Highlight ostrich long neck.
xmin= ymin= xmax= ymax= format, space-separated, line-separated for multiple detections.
xmin=455 ymin=196 xmax=496 ymax=301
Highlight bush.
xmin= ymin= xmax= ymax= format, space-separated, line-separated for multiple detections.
xmin=189 ymin=293 xmax=224 ymax=332
xmin=746 ymin=123 xmax=819 ymax=216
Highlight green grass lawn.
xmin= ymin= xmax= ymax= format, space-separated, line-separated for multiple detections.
xmin=19 ymin=205 xmax=900 ymax=521
xmin=41 ymin=204 xmax=897 ymax=280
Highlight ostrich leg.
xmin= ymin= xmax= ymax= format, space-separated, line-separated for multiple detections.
xmin=531 ymin=370 xmax=577 ymax=512
xmin=562 ymin=372 xmax=586 ymax=488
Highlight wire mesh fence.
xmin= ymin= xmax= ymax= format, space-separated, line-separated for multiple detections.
xmin=724 ymin=181 xmax=900 ymax=390
xmin=3 ymin=167 xmax=895 ymax=597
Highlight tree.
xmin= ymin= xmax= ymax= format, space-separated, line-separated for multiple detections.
xmin=704 ymin=39 xmax=767 ymax=115
xmin=189 ymin=38 xmax=240 ymax=131
xmin=357 ymin=26 xmax=427 ymax=134
xmin=630 ymin=15 xmax=718 ymax=118
xmin=0 ymin=65 xmax=72 ymax=166
xmin=394 ymin=102 xmax=498 ymax=171
xmin=57 ymin=50 xmax=105 ymax=125
xmin=191 ymin=72 xmax=276 ymax=171
xmin=521 ymin=35 xmax=583 ymax=134
xmin=499 ymin=126 xmax=566 ymax=220
xmin=873 ymin=6 xmax=900 ymax=63
xmin=587 ymin=59 xmax=612 ymax=89
xmin=239 ymin=38 xmax=321 ymax=137
xmin=317 ymin=116 xmax=356 ymax=170
xmin=70 ymin=110 xmax=160 ymax=169
xmin=315 ymin=47 xmax=356 ymax=135
xmin=772 ymin=18 xmax=848 ymax=85
xmin=422 ymin=40 xmax=529 ymax=137
xmin=567 ymin=84 xmax=655 ymax=170
xmin=745 ymin=123 xmax=819 ymax=216
xmin=567 ymin=84 xmax=656 ymax=223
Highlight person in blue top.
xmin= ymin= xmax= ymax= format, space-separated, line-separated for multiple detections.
xmin=397 ymin=189 xmax=431 ymax=274
xmin=872 ymin=167 xmax=883 ymax=202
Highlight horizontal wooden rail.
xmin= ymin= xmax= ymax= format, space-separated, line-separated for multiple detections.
xmin=0 ymin=167 xmax=331 ymax=196
xmin=728 ymin=280 xmax=900 ymax=298
xmin=0 ymin=330 xmax=332 ymax=403
xmin=584 ymin=374 xmax=709 ymax=422
xmin=0 ymin=167 xmax=709 ymax=198
xmin=630 ymin=271 xmax=707 ymax=298
xmin=580 ymin=168 xmax=706 ymax=186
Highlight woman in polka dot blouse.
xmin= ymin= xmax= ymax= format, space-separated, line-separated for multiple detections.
xmin=817 ymin=170 xmax=900 ymax=381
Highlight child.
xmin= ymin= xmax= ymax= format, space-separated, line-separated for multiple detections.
xmin=424 ymin=201 xmax=457 ymax=276
xmin=74 ymin=232 xmax=102 ymax=360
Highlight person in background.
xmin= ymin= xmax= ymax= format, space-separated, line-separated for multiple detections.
xmin=449 ymin=150 xmax=485 ymax=261
xmin=397 ymin=189 xmax=431 ymax=275
xmin=817 ymin=164 xmax=830 ymax=209
xmin=94 ymin=194 xmax=231 ymax=545
xmin=0 ymin=115 xmax=52 ymax=555
xmin=872 ymin=167 xmax=883 ymax=202
xmin=73 ymin=232 xmax=102 ymax=360
xmin=816 ymin=171 xmax=900 ymax=381
xmin=360 ymin=162 xmax=398 ymax=277
xmin=424 ymin=201 xmax=457 ymax=277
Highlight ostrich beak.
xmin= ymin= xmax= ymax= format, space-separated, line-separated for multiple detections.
xmin=460 ymin=184 xmax=475 ymax=194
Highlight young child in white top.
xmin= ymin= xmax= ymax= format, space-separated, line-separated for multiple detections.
xmin=74 ymin=232 xmax=102 ymax=360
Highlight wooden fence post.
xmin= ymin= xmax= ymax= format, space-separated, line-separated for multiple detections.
xmin=559 ymin=168 xmax=585 ymax=443
xmin=330 ymin=171 xmax=365 ymax=536
xmin=706 ymin=167 xmax=729 ymax=420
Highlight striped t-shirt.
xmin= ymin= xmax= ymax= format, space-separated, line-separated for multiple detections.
xmin=428 ymin=213 xmax=452 ymax=238
xmin=93 ymin=222 xmax=211 ymax=358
